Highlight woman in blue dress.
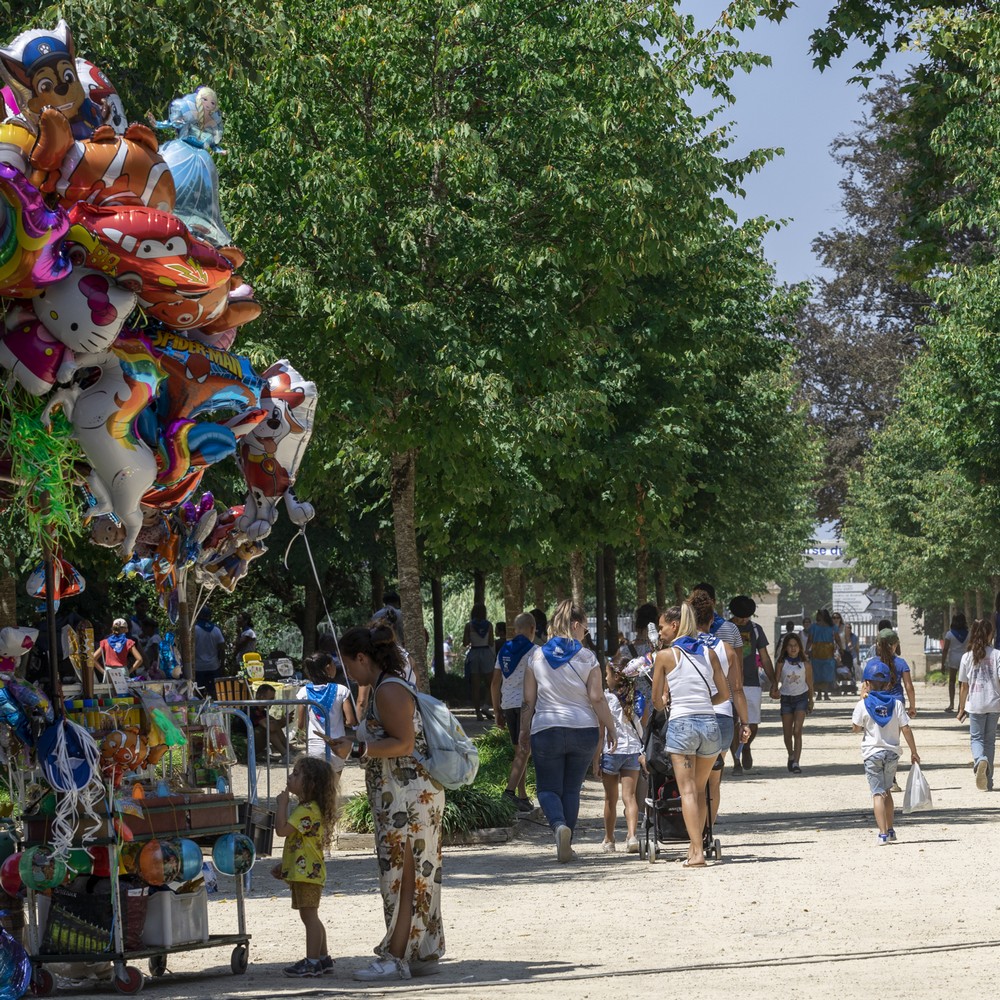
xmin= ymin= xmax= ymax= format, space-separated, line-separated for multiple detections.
xmin=151 ymin=86 xmax=232 ymax=247
xmin=806 ymin=609 xmax=842 ymax=701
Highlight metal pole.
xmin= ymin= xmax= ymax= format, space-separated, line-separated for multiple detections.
xmin=40 ymin=494 xmax=64 ymax=718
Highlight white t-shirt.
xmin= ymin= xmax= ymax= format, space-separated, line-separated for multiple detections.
xmin=945 ymin=630 xmax=969 ymax=670
xmin=852 ymin=698 xmax=910 ymax=760
xmin=527 ymin=646 xmax=600 ymax=733
xmin=604 ymin=690 xmax=643 ymax=755
xmin=495 ymin=645 xmax=531 ymax=711
xmin=958 ymin=648 xmax=1000 ymax=715
xmin=700 ymin=633 xmax=732 ymax=717
xmin=779 ymin=658 xmax=809 ymax=697
xmin=297 ymin=683 xmax=349 ymax=766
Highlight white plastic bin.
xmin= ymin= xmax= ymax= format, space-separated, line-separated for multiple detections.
xmin=141 ymin=886 xmax=209 ymax=948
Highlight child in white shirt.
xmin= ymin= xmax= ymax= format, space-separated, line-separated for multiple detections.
xmin=851 ymin=660 xmax=920 ymax=846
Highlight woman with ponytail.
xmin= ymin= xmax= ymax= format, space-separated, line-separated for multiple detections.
xmin=330 ymin=625 xmax=445 ymax=981
xmin=957 ymin=618 xmax=1000 ymax=791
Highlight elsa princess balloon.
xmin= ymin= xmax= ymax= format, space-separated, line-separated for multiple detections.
xmin=152 ymin=86 xmax=232 ymax=247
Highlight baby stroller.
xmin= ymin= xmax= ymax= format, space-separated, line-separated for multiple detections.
xmin=836 ymin=650 xmax=858 ymax=696
xmin=639 ymin=710 xmax=721 ymax=863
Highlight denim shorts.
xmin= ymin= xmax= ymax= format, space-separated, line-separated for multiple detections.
xmin=600 ymin=752 xmax=641 ymax=775
xmin=781 ymin=693 xmax=809 ymax=716
xmin=864 ymin=749 xmax=900 ymax=795
xmin=715 ymin=714 xmax=734 ymax=754
xmin=666 ymin=714 xmax=722 ymax=758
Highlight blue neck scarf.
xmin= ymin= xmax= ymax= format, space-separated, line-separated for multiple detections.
xmin=541 ymin=636 xmax=582 ymax=668
xmin=470 ymin=618 xmax=490 ymax=639
xmin=196 ymin=619 xmax=216 ymax=632
xmin=710 ymin=612 xmax=725 ymax=635
xmin=864 ymin=690 xmax=897 ymax=728
xmin=673 ymin=635 xmax=705 ymax=656
xmin=498 ymin=635 xmax=534 ymax=678
xmin=305 ymin=682 xmax=340 ymax=721
xmin=104 ymin=632 xmax=129 ymax=654
xmin=952 ymin=628 xmax=969 ymax=644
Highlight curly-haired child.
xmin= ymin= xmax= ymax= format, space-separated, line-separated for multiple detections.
xmin=274 ymin=755 xmax=339 ymax=977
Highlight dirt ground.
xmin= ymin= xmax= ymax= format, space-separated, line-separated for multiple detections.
xmin=46 ymin=689 xmax=1000 ymax=999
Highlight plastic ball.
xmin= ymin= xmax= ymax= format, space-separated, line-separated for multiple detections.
xmin=0 ymin=854 xmax=22 ymax=896
xmin=137 ymin=840 xmax=181 ymax=886
xmin=66 ymin=848 xmax=93 ymax=877
xmin=19 ymin=845 xmax=67 ymax=890
xmin=211 ymin=833 xmax=255 ymax=877
xmin=176 ymin=839 xmax=203 ymax=882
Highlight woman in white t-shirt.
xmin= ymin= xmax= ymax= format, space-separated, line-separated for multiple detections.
xmin=296 ymin=652 xmax=357 ymax=769
xmin=957 ymin=618 xmax=1000 ymax=791
xmin=941 ymin=613 xmax=969 ymax=713
xmin=519 ymin=600 xmax=618 ymax=863
xmin=595 ymin=652 xmax=649 ymax=854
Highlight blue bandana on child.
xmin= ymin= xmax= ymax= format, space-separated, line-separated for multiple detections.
xmin=710 ymin=612 xmax=725 ymax=635
xmin=673 ymin=635 xmax=705 ymax=656
xmin=498 ymin=635 xmax=534 ymax=678
xmin=864 ymin=690 xmax=897 ymax=728
xmin=104 ymin=632 xmax=129 ymax=655
xmin=470 ymin=618 xmax=490 ymax=639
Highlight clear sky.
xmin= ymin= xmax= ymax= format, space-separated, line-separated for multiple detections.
xmin=676 ymin=3 xmax=913 ymax=287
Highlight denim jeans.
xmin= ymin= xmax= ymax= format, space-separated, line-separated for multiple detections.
xmin=530 ymin=726 xmax=599 ymax=832
xmin=969 ymin=712 xmax=1000 ymax=790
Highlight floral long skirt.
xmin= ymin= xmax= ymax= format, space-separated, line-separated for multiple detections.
xmin=366 ymin=755 xmax=446 ymax=962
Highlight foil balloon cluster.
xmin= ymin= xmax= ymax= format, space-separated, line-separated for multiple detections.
xmin=0 ymin=21 xmax=316 ymax=616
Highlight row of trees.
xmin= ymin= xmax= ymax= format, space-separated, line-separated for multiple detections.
xmin=1 ymin=2 xmax=826 ymax=684
xmin=797 ymin=4 xmax=1000 ymax=621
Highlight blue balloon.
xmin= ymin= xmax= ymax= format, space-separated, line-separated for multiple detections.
xmin=176 ymin=838 xmax=203 ymax=882
xmin=0 ymin=927 xmax=30 ymax=1000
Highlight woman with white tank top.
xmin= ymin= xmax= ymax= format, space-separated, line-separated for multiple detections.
xmin=651 ymin=602 xmax=731 ymax=867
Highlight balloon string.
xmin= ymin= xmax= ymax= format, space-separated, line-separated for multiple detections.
xmin=284 ymin=528 xmax=357 ymax=717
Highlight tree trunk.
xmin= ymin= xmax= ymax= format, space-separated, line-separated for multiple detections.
xmin=654 ymin=566 xmax=666 ymax=610
xmin=964 ymin=590 xmax=972 ymax=627
xmin=555 ymin=581 xmax=566 ymax=601
xmin=473 ymin=570 xmax=486 ymax=607
xmin=976 ymin=589 xmax=983 ymax=620
xmin=603 ymin=544 xmax=618 ymax=654
xmin=595 ymin=547 xmax=605 ymax=668
xmin=431 ymin=576 xmax=444 ymax=679
xmin=370 ymin=566 xmax=385 ymax=615
xmin=570 ymin=550 xmax=585 ymax=609
xmin=302 ymin=570 xmax=319 ymax=658
xmin=674 ymin=580 xmax=685 ymax=603
xmin=636 ymin=547 xmax=648 ymax=605
xmin=533 ymin=578 xmax=545 ymax=612
xmin=502 ymin=563 xmax=523 ymax=634
xmin=0 ymin=574 xmax=15 ymax=630
xmin=390 ymin=450 xmax=427 ymax=689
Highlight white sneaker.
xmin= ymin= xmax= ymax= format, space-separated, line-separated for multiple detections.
xmin=555 ymin=823 xmax=573 ymax=862
xmin=976 ymin=760 xmax=989 ymax=790
xmin=354 ymin=957 xmax=411 ymax=981
xmin=601 ymin=840 xmax=616 ymax=853
xmin=625 ymin=835 xmax=639 ymax=854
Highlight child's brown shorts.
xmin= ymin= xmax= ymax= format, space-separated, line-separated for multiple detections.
xmin=290 ymin=882 xmax=323 ymax=910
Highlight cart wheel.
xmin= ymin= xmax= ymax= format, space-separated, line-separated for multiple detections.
xmin=648 ymin=837 xmax=657 ymax=864
xmin=713 ymin=838 xmax=722 ymax=860
xmin=30 ymin=967 xmax=54 ymax=998
xmin=638 ymin=829 xmax=647 ymax=860
xmin=114 ymin=966 xmax=144 ymax=995
xmin=148 ymin=954 xmax=168 ymax=978
xmin=231 ymin=944 xmax=249 ymax=975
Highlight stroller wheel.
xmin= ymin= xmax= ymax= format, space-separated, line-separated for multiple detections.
xmin=712 ymin=838 xmax=722 ymax=860
xmin=648 ymin=837 xmax=658 ymax=864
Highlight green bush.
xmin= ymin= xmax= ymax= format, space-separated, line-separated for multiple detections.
xmin=339 ymin=727 xmax=533 ymax=835
xmin=925 ymin=670 xmax=946 ymax=685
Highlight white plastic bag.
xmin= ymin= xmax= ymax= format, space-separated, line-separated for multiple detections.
xmin=903 ymin=761 xmax=932 ymax=813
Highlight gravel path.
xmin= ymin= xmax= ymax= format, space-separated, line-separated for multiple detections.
xmin=46 ymin=691 xmax=999 ymax=998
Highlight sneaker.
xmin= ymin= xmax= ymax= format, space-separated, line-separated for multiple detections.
xmin=787 ymin=758 xmax=794 ymax=772
xmin=731 ymin=759 xmax=743 ymax=775
xmin=791 ymin=762 xmax=802 ymax=774
xmin=516 ymin=796 xmax=535 ymax=812
xmin=877 ymin=833 xmax=889 ymax=846
xmin=555 ymin=823 xmax=573 ymax=863
xmin=890 ymin=781 xmax=902 ymax=793
xmin=284 ymin=958 xmax=323 ymax=978
xmin=601 ymin=840 xmax=616 ymax=853
xmin=409 ymin=958 xmax=441 ymax=978
xmin=887 ymin=828 xmax=897 ymax=843
xmin=976 ymin=760 xmax=989 ymax=790
xmin=354 ymin=957 xmax=411 ymax=982
xmin=320 ymin=956 xmax=335 ymax=974
xmin=625 ymin=835 xmax=639 ymax=854
xmin=502 ymin=788 xmax=519 ymax=807
xmin=742 ymin=745 xmax=753 ymax=771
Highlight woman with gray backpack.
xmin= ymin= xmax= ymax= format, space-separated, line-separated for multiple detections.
xmin=330 ymin=624 xmax=446 ymax=982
